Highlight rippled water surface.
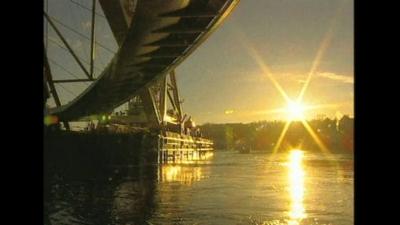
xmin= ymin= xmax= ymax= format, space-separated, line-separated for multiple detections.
xmin=45 ymin=150 xmax=353 ymax=225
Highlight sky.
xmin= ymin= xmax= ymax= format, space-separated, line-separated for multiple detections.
xmin=46 ymin=0 xmax=353 ymax=124
xmin=176 ymin=0 xmax=353 ymax=124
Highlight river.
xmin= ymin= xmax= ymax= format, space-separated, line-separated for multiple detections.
xmin=45 ymin=150 xmax=353 ymax=225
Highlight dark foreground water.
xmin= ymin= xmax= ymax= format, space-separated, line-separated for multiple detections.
xmin=45 ymin=150 xmax=353 ymax=225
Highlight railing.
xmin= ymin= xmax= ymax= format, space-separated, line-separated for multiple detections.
xmin=157 ymin=131 xmax=214 ymax=163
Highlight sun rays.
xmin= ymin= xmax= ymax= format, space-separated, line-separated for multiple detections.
xmin=297 ymin=25 xmax=335 ymax=103
xmin=227 ymin=1 xmax=349 ymax=161
xmin=245 ymin=40 xmax=333 ymax=157
xmin=234 ymin=21 xmax=340 ymax=160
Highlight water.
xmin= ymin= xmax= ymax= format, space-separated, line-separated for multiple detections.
xmin=45 ymin=150 xmax=353 ymax=225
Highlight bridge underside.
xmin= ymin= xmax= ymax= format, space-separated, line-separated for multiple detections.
xmin=48 ymin=0 xmax=239 ymax=121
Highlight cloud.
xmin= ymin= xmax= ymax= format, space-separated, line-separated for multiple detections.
xmin=317 ymin=72 xmax=353 ymax=84
xmin=234 ymin=70 xmax=354 ymax=87
xmin=236 ymin=71 xmax=305 ymax=83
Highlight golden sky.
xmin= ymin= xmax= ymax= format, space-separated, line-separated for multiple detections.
xmin=176 ymin=0 xmax=353 ymax=124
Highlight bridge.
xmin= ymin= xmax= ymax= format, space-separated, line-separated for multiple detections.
xmin=44 ymin=0 xmax=239 ymax=126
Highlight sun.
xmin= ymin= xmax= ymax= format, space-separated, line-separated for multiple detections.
xmin=286 ymin=101 xmax=305 ymax=121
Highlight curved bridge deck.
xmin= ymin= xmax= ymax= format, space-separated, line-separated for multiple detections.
xmin=50 ymin=0 xmax=239 ymax=121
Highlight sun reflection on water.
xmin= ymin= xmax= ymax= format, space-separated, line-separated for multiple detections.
xmin=158 ymin=151 xmax=214 ymax=185
xmin=287 ymin=149 xmax=306 ymax=224
xmin=164 ymin=151 xmax=214 ymax=164
xmin=159 ymin=165 xmax=203 ymax=185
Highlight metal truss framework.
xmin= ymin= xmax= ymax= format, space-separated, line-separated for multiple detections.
xmin=43 ymin=0 xmax=240 ymax=123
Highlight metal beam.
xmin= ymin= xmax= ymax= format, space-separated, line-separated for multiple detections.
xmin=160 ymin=8 xmax=218 ymax=18
xmin=90 ymin=0 xmax=96 ymax=79
xmin=133 ymin=63 xmax=169 ymax=68
xmin=159 ymin=75 xmax=168 ymax=124
xmin=144 ymin=38 xmax=191 ymax=47
xmin=153 ymin=24 xmax=206 ymax=34
xmin=44 ymin=45 xmax=70 ymax=130
xmin=49 ymin=15 xmax=115 ymax=54
xmin=70 ymin=0 xmax=105 ymax=18
xmin=53 ymin=79 xmax=96 ymax=83
xmin=44 ymin=46 xmax=61 ymax=107
xmin=138 ymin=52 xmax=181 ymax=58
xmin=49 ymin=0 xmax=240 ymax=121
xmin=44 ymin=12 xmax=91 ymax=80
xmin=166 ymin=89 xmax=177 ymax=111
xmin=139 ymin=87 xmax=161 ymax=127
xmin=98 ymin=0 xmax=128 ymax=46
xmin=169 ymin=70 xmax=182 ymax=122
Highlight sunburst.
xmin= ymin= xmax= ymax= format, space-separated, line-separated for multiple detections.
xmin=237 ymin=24 xmax=338 ymax=160
xmin=286 ymin=100 xmax=306 ymax=121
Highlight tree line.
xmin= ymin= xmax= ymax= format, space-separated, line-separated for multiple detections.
xmin=199 ymin=115 xmax=353 ymax=153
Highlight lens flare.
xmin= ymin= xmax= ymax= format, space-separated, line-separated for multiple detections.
xmin=44 ymin=115 xmax=59 ymax=126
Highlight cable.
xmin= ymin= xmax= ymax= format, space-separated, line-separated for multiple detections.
xmin=69 ymin=0 xmax=106 ymax=18
xmin=56 ymin=83 xmax=76 ymax=97
xmin=68 ymin=0 xmax=92 ymax=78
xmin=48 ymin=58 xmax=80 ymax=79
xmin=48 ymin=58 xmax=92 ymax=85
xmin=49 ymin=16 xmax=115 ymax=54
xmin=48 ymin=59 xmax=90 ymax=88
xmin=48 ymin=38 xmax=105 ymax=72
